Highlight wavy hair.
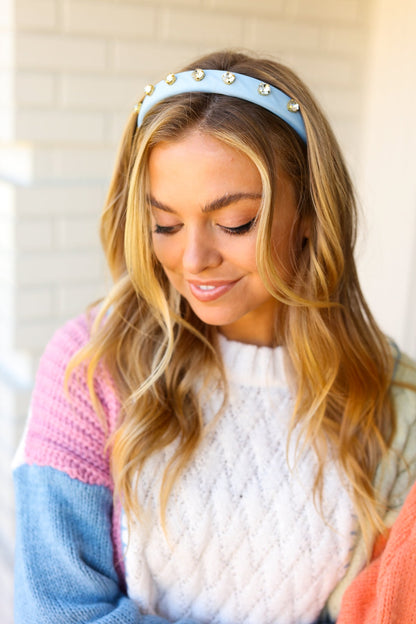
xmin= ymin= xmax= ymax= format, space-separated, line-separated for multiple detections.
xmin=68 ymin=50 xmax=398 ymax=549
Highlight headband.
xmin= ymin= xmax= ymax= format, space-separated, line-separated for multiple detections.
xmin=135 ymin=68 xmax=307 ymax=143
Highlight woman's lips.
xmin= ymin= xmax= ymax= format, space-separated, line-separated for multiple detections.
xmin=187 ymin=280 xmax=239 ymax=302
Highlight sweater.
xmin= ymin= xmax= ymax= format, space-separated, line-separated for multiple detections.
xmin=121 ymin=333 xmax=356 ymax=624
xmin=337 ymin=476 xmax=416 ymax=623
xmin=13 ymin=313 xmax=416 ymax=624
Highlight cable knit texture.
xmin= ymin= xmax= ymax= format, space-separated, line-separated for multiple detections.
xmin=14 ymin=313 xmax=416 ymax=624
xmin=122 ymin=334 xmax=357 ymax=624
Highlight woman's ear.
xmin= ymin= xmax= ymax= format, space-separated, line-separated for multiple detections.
xmin=299 ymin=214 xmax=312 ymax=247
xmin=302 ymin=210 xmax=313 ymax=237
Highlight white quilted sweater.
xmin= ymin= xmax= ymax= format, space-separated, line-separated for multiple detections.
xmin=122 ymin=335 xmax=357 ymax=624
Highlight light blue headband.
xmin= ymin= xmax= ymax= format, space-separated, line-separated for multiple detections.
xmin=136 ymin=68 xmax=307 ymax=143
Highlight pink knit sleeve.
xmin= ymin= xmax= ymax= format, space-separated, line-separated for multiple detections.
xmin=24 ymin=313 xmax=121 ymax=490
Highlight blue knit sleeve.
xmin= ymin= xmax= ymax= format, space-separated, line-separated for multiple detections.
xmin=14 ymin=464 xmax=195 ymax=624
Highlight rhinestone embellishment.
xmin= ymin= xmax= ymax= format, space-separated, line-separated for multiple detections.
xmin=222 ymin=71 xmax=236 ymax=85
xmin=258 ymin=82 xmax=271 ymax=96
xmin=144 ymin=84 xmax=155 ymax=96
xmin=133 ymin=102 xmax=141 ymax=113
xmin=165 ymin=73 xmax=177 ymax=85
xmin=192 ymin=68 xmax=205 ymax=81
xmin=287 ymin=98 xmax=300 ymax=112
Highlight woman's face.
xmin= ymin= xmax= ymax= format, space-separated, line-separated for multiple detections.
xmin=149 ymin=130 xmax=301 ymax=346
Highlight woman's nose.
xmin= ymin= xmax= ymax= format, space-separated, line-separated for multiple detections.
xmin=181 ymin=227 xmax=222 ymax=274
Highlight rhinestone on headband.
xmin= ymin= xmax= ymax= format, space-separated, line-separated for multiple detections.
xmin=192 ymin=68 xmax=205 ymax=81
xmin=165 ymin=73 xmax=177 ymax=85
xmin=258 ymin=83 xmax=271 ymax=96
xmin=144 ymin=84 xmax=154 ymax=96
xmin=136 ymin=68 xmax=307 ymax=143
xmin=222 ymin=71 xmax=236 ymax=85
xmin=287 ymin=98 xmax=300 ymax=112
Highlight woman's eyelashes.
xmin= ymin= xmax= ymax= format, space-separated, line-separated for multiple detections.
xmin=220 ymin=218 xmax=256 ymax=235
xmin=153 ymin=218 xmax=257 ymax=236
xmin=153 ymin=223 xmax=181 ymax=235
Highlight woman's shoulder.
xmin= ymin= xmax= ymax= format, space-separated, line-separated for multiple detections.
xmin=31 ymin=310 xmax=103 ymax=421
xmin=17 ymin=309 xmax=119 ymax=489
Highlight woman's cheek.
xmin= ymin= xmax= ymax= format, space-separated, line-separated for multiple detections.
xmin=152 ymin=238 xmax=179 ymax=271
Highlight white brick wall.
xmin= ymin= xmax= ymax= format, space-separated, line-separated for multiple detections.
xmin=111 ymin=40 xmax=198 ymax=75
xmin=17 ymin=109 xmax=106 ymax=142
xmin=61 ymin=74 xmax=139 ymax=109
xmin=1 ymin=1 xmax=379 ymax=620
xmin=11 ymin=184 xmax=107 ymax=353
xmin=246 ymin=19 xmax=322 ymax=52
xmin=288 ymin=0 xmax=361 ymax=22
xmin=16 ymin=33 xmax=108 ymax=71
xmin=16 ymin=72 xmax=56 ymax=106
xmin=16 ymin=0 xmax=57 ymax=30
xmin=207 ymin=0 xmax=286 ymax=12
xmin=16 ymin=287 xmax=54 ymax=319
xmin=16 ymin=184 xmax=106 ymax=214
xmin=62 ymin=1 xmax=157 ymax=37
xmin=160 ymin=8 xmax=245 ymax=46
xmin=17 ymin=249 xmax=103 ymax=286
xmin=30 ymin=147 xmax=114 ymax=182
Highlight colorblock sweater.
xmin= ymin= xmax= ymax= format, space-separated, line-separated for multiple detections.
xmin=13 ymin=314 xmax=416 ymax=623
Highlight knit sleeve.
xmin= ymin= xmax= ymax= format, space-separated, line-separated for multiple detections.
xmin=20 ymin=313 xmax=120 ymax=487
xmin=336 ymin=479 xmax=416 ymax=624
xmin=14 ymin=464 xmax=143 ymax=623
xmin=13 ymin=315 xmax=197 ymax=624
xmin=324 ymin=351 xmax=416 ymax=621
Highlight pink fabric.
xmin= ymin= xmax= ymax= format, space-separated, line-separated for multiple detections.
xmin=24 ymin=313 xmax=124 ymax=572
xmin=26 ymin=313 xmax=120 ymax=487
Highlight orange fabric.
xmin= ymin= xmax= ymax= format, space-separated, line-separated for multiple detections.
xmin=337 ymin=481 xmax=416 ymax=623
xmin=371 ymin=531 xmax=390 ymax=560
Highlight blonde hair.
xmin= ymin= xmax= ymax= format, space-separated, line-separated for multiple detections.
xmin=69 ymin=50 xmax=397 ymax=549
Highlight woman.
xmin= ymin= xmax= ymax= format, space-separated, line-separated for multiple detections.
xmin=13 ymin=50 xmax=416 ymax=623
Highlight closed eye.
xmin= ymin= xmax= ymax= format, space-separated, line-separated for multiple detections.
xmin=153 ymin=223 xmax=182 ymax=235
xmin=153 ymin=218 xmax=257 ymax=236
xmin=221 ymin=218 xmax=256 ymax=235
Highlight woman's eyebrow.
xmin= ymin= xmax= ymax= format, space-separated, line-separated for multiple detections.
xmin=202 ymin=193 xmax=262 ymax=213
xmin=149 ymin=196 xmax=175 ymax=213
xmin=148 ymin=192 xmax=262 ymax=214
